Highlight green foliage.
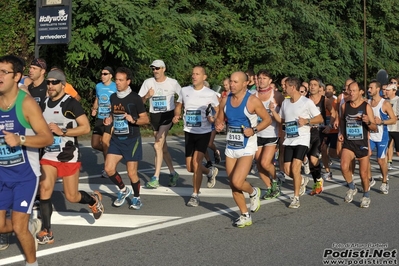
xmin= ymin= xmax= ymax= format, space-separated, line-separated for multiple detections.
xmin=1 ymin=0 xmax=399 ymax=106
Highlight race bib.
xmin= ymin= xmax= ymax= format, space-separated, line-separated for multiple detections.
xmin=185 ymin=110 xmax=201 ymax=127
xmin=152 ymin=96 xmax=167 ymax=111
xmin=113 ymin=114 xmax=129 ymax=135
xmin=346 ymin=120 xmax=363 ymax=140
xmin=45 ymin=136 xmax=61 ymax=152
xmin=0 ymin=136 xmax=25 ymax=166
xmin=285 ymin=120 xmax=299 ymax=138
xmin=226 ymin=126 xmax=245 ymax=148
xmin=98 ymin=103 xmax=111 ymax=118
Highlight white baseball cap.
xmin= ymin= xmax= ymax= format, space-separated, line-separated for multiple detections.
xmin=150 ymin=60 xmax=165 ymax=68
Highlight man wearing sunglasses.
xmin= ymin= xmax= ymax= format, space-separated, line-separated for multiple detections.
xmin=91 ymin=66 xmax=117 ymax=178
xmin=139 ymin=60 xmax=181 ymax=188
xmin=37 ymin=69 xmax=104 ymax=245
xmin=28 ymin=58 xmax=48 ymax=105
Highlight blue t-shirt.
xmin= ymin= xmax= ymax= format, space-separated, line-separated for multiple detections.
xmin=96 ymin=82 xmax=117 ymax=119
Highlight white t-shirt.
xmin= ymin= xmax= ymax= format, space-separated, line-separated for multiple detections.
xmin=388 ymin=96 xmax=399 ymax=132
xmin=279 ymin=96 xmax=321 ymax=147
xmin=177 ymin=85 xmax=219 ymax=134
xmin=138 ymin=77 xmax=181 ymax=113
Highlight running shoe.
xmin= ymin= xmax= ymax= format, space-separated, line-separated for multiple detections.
xmin=299 ymin=176 xmax=309 ymax=196
xmin=388 ymin=162 xmax=393 ymax=170
xmin=0 ymin=234 xmax=9 ymax=251
xmin=369 ymin=177 xmax=376 ymax=187
xmin=214 ymin=150 xmax=221 ymax=164
xmin=263 ymin=188 xmax=273 ymax=200
xmin=264 ymin=181 xmax=280 ymax=199
xmin=233 ymin=214 xmax=252 ymax=228
xmin=36 ymin=229 xmax=54 ymax=245
xmin=360 ymin=197 xmax=371 ymax=208
xmin=380 ymin=182 xmax=389 ymax=195
xmin=344 ymin=188 xmax=358 ymax=203
xmin=129 ymin=197 xmax=143 ymax=210
xmin=146 ymin=176 xmax=160 ymax=189
xmin=29 ymin=218 xmax=42 ymax=250
xmin=250 ymin=187 xmax=261 ymax=212
xmin=289 ymin=196 xmax=300 ymax=209
xmin=113 ymin=187 xmax=132 ymax=207
xmin=168 ymin=172 xmax=180 ymax=187
xmin=302 ymin=159 xmax=310 ymax=174
xmin=187 ymin=196 xmax=200 ymax=207
xmin=101 ymin=170 xmax=109 ymax=178
xmin=322 ymin=172 xmax=333 ymax=181
xmin=207 ymin=166 xmax=218 ymax=188
xmin=310 ymin=179 xmax=323 ymax=196
xmin=89 ymin=190 xmax=104 ymax=220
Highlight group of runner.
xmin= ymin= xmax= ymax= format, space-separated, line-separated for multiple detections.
xmin=1 ymin=56 xmax=399 ymax=265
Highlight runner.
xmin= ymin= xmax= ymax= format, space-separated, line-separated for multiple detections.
xmin=339 ymin=81 xmax=376 ymax=208
xmin=139 ymin=60 xmax=181 ymax=188
xmin=215 ymin=71 xmax=271 ymax=227
xmin=270 ymin=77 xmax=323 ymax=208
xmin=172 ymin=66 xmax=219 ymax=207
xmin=103 ymin=67 xmax=149 ymax=210
xmin=0 ymin=55 xmax=52 ymax=265
xmin=37 ymin=69 xmax=104 ymax=245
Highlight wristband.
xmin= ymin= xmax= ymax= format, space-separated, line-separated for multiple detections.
xmin=20 ymin=135 xmax=26 ymax=145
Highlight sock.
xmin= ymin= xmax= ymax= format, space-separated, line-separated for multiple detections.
xmin=109 ymin=172 xmax=125 ymax=189
xmin=310 ymin=164 xmax=321 ymax=183
xmin=388 ymin=160 xmax=392 ymax=163
xmin=363 ymin=191 xmax=370 ymax=198
xmin=25 ymin=261 xmax=38 ymax=266
xmin=191 ymin=193 xmax=198 ymax=197
xmin=40 ymin=199 xmax=53 ymax=231
xmin=250 ymin=187 xmax=257 ymax=197
xmin=131 ymin=181 xmax=140 ymax=197
xmin=78 ymin=191 xmax=96 ymax=206
xmin=348 ymin=181 xmax=355 ymax=190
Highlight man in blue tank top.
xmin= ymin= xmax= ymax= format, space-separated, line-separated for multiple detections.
xmin=367 ymin=81 xmax=397 ymax=195
xmin=0 ymin=55 xmax=53 ymax=266
xmin=215 ymin=71 xmax=272 ymax=227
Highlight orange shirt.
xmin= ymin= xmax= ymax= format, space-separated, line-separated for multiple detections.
xmin=65 ymin=82 xmax=78 ymax=98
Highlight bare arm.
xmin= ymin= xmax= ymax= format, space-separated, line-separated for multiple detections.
xmin=172 ymin=102 xmax=183 ymax=124
xmin=215 ymin=98 xmax=226 ymax=132
xmin=3 ymin=95 xmax=53 ymax=148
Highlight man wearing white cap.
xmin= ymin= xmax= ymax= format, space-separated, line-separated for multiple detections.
xmin=139 ymin=60 xmax=181 ymax=188
xmin=386 ymin=83 xmax=399 ymax=169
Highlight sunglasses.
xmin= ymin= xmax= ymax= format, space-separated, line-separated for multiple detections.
xmin=46 ymin=80 xmax=61 ymax=85
xmin=151 ymin=67 xmax=161 ymax=71
xmin=101 ymin=73 xmax=110 ymax=76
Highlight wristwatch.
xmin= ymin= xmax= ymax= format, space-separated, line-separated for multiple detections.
xmin=61 ymin=128 xmax=68 ymax=136
xmin=252 ymin=127 xmax=258 ymax=134
xmin=132 ymin=117 xmax=138 ymax=124
xmin=20 ymin=135 xmax=26 ymax=146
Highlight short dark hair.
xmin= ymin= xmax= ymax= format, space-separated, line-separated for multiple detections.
xmin=309 ymin=77 xmax=323 ymax=87
xmin=286 ymin=77 xmax=301 ymax=91
xmin=246 ymin=69 xmax=255 ymax=77
xmin=257 ymin=69 xmax=272 ymax=79
xmin=0 ymin=55 xmax=23 ymax=82
xmin=326 ymin=83 xmax=335 ymax=91
xmin=370 ymin=79 xmax=381 ymax=89
xmin=115 ymin=67 xmax=133 ymax=81
xmin=193 ymin=65 xmax=206 ymax=75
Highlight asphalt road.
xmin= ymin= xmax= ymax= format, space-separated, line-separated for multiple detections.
xmin=1 ymin=135 xmax=398 ymax=266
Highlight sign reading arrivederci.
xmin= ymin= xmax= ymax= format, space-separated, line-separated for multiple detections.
xmin=37 ymin=5 xmax=71 ymax=45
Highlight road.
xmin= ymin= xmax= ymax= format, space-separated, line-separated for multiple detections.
xmin=1 ymin=135 xmax=398 ymax=266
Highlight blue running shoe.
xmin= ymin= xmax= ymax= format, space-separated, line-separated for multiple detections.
xmin=129 ymin=197 xmax=143 ymax=210
xmin=113 ymin=187 xmax=132 ymax=207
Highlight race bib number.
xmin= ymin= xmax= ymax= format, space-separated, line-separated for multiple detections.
xmin=152 ymin=96 xmax=167 ymax=111
xmin=113 ymin=114 xmax=129 ymax=135
xmin=0 ymin=136 xmax=25 ymax=166
xmin=185 ymin=110 xmax=201 ymax=127
xmin=98 ymin=103 xmax=111 ymax=118
xmin=346 ymin=120 xmax=363 ymax=140
xmin=226 ymin=126 xmax=245 ymax=148
xmin=285 ymin=120 xmax=299 ymax=138
xmin=45 ymin=136 xmax=61 ymax=152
